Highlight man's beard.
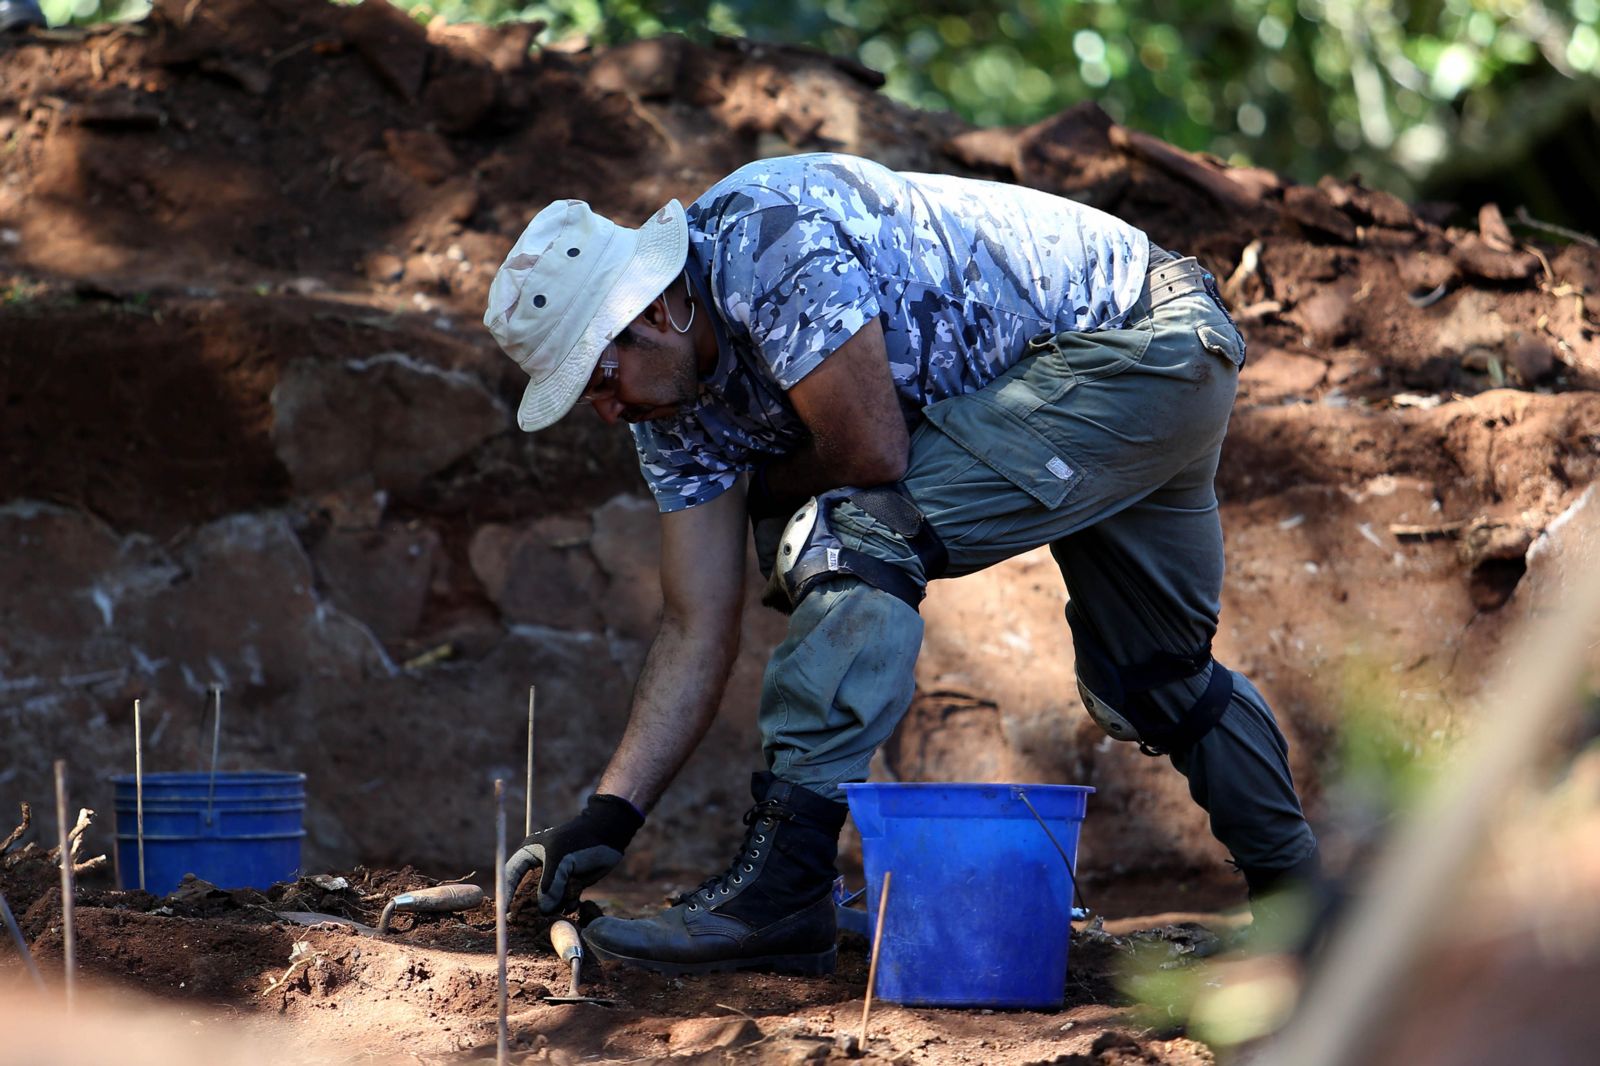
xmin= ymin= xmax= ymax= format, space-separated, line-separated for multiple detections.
xmin=618 ymin=331 xmax=700 ymax=421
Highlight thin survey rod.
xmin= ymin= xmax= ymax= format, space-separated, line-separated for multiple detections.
xmin=53 ymin=760 xmax=76 ymax=1009
xmin=0 ymin=890 xmax=45 ymax=991
xmin=525 ymin=686 xmax=535 ymax=837
xmin=134 ymin=698 xmax=146 ymax=892
xmin=860 ymin=870 xmax=892 ymax=1047
xmin=495 ymin=778 xmax=509 ymax=1065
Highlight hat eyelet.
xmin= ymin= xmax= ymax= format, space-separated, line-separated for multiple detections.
xmin=567 ymin=247 xmax=580 ymax=257
xmin=532 ymin=294 xmax=547 ymax=308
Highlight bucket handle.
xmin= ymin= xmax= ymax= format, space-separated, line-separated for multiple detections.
xmin=1011 ymin=787 xmax=1091 ymax=917
xmin=204 ymin=686 xmax=223 ymax=827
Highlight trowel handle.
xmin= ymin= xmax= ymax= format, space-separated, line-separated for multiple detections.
xmin=393 ymin=884 xmax=485 ymax=912
xmin=551 ymin=919 xmax=583 ymax=964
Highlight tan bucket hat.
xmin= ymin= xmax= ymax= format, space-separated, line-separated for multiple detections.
xmin=484 ymin=198 xmax=688 ymax=431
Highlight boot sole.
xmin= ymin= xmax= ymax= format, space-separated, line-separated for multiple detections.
xmin=586 ymin=940 xmax=837 ymax=977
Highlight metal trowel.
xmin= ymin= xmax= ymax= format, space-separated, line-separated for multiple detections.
xmin=278 ymin=883 xmax=485 ymax=937
xmin=544 ymin=919 xmax=617 ymax=1006
xmin=377 ymin=883 xmax=485 ymax=934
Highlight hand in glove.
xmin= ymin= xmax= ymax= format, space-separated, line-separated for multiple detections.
xmin=504 ymin=793 xmax=644 ymax=914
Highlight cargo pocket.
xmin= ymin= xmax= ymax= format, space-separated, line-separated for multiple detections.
xmin=1196 ymin=324 xmax=1245 ymax=368
xmin=1030 ymin=324 xmax=1154 ymax=394
xmin=922 ymin=392 xmax=1083 ymax=510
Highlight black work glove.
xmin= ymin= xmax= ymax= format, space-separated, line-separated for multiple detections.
xmin=504 ymin=794 xmax=644 ymax=915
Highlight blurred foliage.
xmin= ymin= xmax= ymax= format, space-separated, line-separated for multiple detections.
xmin=38 ymin=0 xmax=150 ymax=27
xmin=1316 ymin=656 xmax=1450 ymax=854
xmin=41 ymin=1 xmax=1600 ymax=222
xmin=1118 ymin=947 xmax=1300 ymax=1047
xmin=393 ymin=0 xmax=1600 ymax=212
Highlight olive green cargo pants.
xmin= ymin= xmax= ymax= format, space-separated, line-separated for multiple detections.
xmin=756 ymin=270 xmax=1317 ymax=873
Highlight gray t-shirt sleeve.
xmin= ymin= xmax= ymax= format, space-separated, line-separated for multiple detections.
xmin=712 ymin=205 xmax=882 ymax=387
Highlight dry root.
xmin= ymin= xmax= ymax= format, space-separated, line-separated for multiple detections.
xmin=1 ymin=802 xmax=30 ymax=857
xmin=3 ymin=804 xmax=108 ymax=875
xmin=51 ymin=807 xmax=109 ymax=875
xmin=261 ymin=940 xmax=326 ymax=997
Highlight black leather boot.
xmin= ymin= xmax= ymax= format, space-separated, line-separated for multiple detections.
xmin=0 ymin=1 xmax=46 ymax=33
xmin=1242 ymin=847 xmax=1343 ymax=957
xmin=584 ymin=771 xmax=848 ymax=975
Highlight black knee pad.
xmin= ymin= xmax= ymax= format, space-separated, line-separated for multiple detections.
xmin=1066 ymin=603 xmax=1233 ymax=757
xmin=767 ymin=485 xmax=947 ymax=613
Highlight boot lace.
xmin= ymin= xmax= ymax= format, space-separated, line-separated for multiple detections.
xmin=677 ymin=799 xmax=793 ymax=909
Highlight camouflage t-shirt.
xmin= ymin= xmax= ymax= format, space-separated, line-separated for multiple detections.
xmin=630 ymin=153 xmax=1150 ymax=512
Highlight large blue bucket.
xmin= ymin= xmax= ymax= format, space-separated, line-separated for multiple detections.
xmin=111 ymin=772 xmax=307 ymax=896
xmin=841 ymin=781 xmax=1092 ymax=1009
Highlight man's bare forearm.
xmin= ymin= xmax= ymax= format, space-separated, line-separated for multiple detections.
xmin=759 ymin=439 xmax=837 ymax=504
xmin=595 ymin=487 xmax=746 ymax=814
xmin=761 ymin=430 xmax=906 ymax=505
xmin=759 ymin=317 xmax=909 ymax=505
xmin=595 ymin=617 xmax=740 ymax=812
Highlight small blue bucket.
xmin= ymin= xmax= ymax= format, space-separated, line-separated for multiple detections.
xmin=111 ymin=771 xmax=307 ymax=896
xmin=841 ymin=781 xmax=1092 ymax=1009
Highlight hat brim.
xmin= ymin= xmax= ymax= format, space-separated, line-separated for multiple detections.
xmin=516 ymin=200 xmax=690 ymax=431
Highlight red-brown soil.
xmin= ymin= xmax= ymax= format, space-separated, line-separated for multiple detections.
xmin=4 ymin=839 xmax=1228 ymax=1065
xmin=3 ymin=1 xmax=1599 ymax=1062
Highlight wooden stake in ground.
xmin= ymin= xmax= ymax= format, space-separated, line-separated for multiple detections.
xmin=494 ymin=778 xmax=509 ymax=1066
xmin=860 ymin=870 xmax=893 ymax=1047
xmin=525 ymin=686 xmax=536 ymax=837
xmin=134 ymin=698 xmax=146 ymax=892
xmin=53 ymin=760 xmax=76 ymax=1009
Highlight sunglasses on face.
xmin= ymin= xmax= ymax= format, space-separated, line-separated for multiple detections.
xmin=581 ymin=353 xmax=620 ymax=403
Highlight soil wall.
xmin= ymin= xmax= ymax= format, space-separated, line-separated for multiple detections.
xmin=2 ymin=0 xmax=1598 ymax=899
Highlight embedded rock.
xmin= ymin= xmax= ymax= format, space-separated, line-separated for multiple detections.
xmin=271 ymin=353 xmax=507 ymax=496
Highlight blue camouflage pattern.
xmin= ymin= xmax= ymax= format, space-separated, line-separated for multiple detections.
xmin=630 ymin=153 xmax=1150 ymax=512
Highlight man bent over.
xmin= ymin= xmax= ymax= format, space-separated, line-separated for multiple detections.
xmin=485 ymin=153 xmax=1320 ymax=975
